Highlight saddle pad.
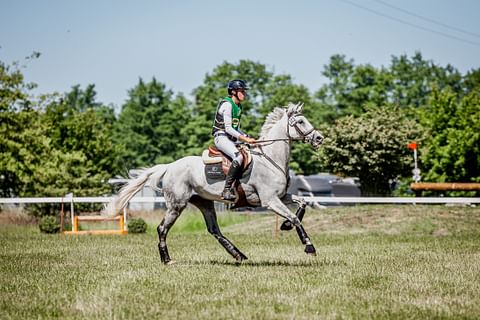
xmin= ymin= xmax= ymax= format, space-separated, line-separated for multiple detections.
xmin=204 ymin=163 xmax=226 ymax=182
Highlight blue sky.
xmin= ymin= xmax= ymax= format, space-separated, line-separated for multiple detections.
xmin=1 ymin=0 xmax=479 ymax=107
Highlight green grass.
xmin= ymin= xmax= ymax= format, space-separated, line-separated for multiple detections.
xmin=1 ymin=206 xmax=480 ymax=319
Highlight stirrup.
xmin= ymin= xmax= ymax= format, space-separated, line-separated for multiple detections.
xmin=222 ymin=189 xmax=237 ymax=201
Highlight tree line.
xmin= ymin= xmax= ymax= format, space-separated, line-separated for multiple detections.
xmin=1 ymin=52 xmax=479 ymax=201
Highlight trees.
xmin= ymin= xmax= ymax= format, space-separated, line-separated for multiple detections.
xmin=315 ymin=52 xmax=464 ymax=124
xmin=43 ymin=85 xmax=121 ymax=196
xmin=313 ymin=53 xmax=479 ymax=192
xmin=315 ymin=54 xmax=391 ymax=122
xmin=1 ymin=55 xmax=122 ymax=198
xmin=318 ymin=106 xmax=421 ymax=195
xmin=114 ymin=78 xmax=190 ymax=168
xmin=420 ymin=88 xmax=480 ymax=183
xmin=0 ymin=55 xmax=50 ymax=197
xmin=388 ymin=52 xmax=462 ymax=108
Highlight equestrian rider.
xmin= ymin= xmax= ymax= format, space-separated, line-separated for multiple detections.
xmin=212 ymin=79 xmax=257 ymax=201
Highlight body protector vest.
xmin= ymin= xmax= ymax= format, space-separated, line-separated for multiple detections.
xmin=212 ymin=97 xmax=242 ymax=140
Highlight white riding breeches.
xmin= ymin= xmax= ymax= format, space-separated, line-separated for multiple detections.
xmin=214 ymin=134 xmax=244 ymax=164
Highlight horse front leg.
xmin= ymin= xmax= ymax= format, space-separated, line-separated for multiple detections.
xmin=266 ymin=196 xmax=316 ymax=256
xmin=279 ymin=193 xmax=307 ymax=231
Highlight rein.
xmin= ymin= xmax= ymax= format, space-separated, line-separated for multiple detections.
xmin=254 ymin=138 xmax=290 ymax=144
xmin=250 ymin=148 xmax=288 ymax=178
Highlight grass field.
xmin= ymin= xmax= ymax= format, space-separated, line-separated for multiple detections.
xmin=1 ymin=205 xmax=480 ymax=319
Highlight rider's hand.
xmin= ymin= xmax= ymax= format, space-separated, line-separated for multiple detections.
xmin=241 ymin=135 xmax=256 ymax=144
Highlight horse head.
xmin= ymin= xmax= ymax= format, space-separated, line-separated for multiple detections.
xmin=286 ymin=103 xmax=324 ymax=149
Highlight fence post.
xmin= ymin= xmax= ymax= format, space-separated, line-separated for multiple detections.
xmin=123 ymin=207 xmax=127 ymax=231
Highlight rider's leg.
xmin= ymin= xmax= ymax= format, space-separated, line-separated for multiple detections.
xmin=222 ymin=155 xmax=243 ymax=201
xmin=214 ymin=135 xmax=243 ymax=201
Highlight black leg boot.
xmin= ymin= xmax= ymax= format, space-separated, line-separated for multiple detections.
xmin=222 ymin=160 xmax=242 ymax=201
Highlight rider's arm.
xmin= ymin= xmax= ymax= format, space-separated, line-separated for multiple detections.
xmin=237 ymin=127 xmax=247 ymax=137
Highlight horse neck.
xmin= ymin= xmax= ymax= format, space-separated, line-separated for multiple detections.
xmin=259 ymin=114 xmax=291 ymax=172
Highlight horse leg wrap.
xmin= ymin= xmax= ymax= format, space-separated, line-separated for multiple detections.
xmin=295 ymin=223 xmax=311 ymax=245
xmin=158 ymin=242 xmax=171 ymax=264
xmin=295 ymin=224 xmax=316 ymax=255
xmin=280 ymin=203 xmax=306 ymax=231
xmin=217 ymin=236 xmax=248 ymax=261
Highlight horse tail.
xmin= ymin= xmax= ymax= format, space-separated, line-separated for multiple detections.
xmin=104 ymin=164 xmax=169 ymax=216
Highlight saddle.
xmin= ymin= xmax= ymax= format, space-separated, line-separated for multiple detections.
xmin=202 ymin=145 xmax=253 ymax=208
xmin=202 ymin=145 xmax=252 ymax=175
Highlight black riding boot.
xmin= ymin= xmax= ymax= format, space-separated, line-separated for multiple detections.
xmin=222 ymin=160 xmax=242 ymax=201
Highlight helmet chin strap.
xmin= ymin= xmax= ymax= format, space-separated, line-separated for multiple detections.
xmin=232 ymin=91 xmax=241 ymax=103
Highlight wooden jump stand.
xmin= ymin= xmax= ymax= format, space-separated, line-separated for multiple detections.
xmin=63 ymin=205 xmax=128 ymax=235
xmin=411 ymin=182 xmax=480 ymax=196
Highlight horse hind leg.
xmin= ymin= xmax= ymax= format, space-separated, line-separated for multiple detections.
xmin=189 ymin=195 xmax=248 ymax=262
xmin=157 ymin=202 xmax=187 ymax=264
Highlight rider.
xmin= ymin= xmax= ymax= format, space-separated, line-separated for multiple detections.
xmin=212 ymin=79 xmax=257 ymax=201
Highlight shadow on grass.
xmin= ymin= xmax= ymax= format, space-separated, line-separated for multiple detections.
xmin=184 ymin=257 xmax=346 ymax=268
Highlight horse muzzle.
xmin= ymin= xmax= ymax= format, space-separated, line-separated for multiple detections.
xmin=310 ymin=131 xmax=324 ymax=149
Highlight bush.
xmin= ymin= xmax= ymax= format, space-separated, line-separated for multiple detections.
xmin=39 ymin=216 xmax=60 ymax=234
xmin=127 ymin=218 xmax=147 ymax=233
xmin=318 ymin=106 xmax=422 ymax=196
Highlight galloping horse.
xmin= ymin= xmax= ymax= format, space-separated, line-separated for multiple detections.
xmin=105 ymin=103 xmax=324 ymax=264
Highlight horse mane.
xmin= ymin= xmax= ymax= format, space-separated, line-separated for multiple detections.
xmin=259 ymin=103 xmax=298 ymax=138
xmin=259 ymin=107 xmax=285 ymax=139
xmin=260 ymin=107 xmax=287 ymax=139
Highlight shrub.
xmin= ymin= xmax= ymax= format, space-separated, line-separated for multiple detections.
xmin=39 ymin=216 xmax=60 ymax=234
xmin=318 ymin=106 xmax=422 ymax=196
xmin=127 ymin=218 xmax=147 ymax=233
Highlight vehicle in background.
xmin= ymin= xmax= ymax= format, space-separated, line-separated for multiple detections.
xmin=287 ymin=171 xmax=361 ymax=208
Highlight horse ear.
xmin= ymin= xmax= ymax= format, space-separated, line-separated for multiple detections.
xmin=287 ymin=103 xmax=296 ymax=116
xmin=296 ymin=102 xmax=304 ymax=113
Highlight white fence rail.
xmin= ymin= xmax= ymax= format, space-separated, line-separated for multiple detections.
xmin=1 ymin=196 xmax=479 ymax=205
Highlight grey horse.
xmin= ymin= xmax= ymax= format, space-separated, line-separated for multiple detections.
xmin=105 ymin=103 xmax=324 ymax=264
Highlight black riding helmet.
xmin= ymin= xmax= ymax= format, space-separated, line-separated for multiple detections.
xmin=227 ymin=79 xmax=250 ymax=95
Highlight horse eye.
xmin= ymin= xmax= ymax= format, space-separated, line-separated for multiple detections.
xmin=297 ymin=119 xmax=304 ymax=124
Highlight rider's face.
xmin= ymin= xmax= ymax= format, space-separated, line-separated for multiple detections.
xmin=235 ymin=89 xmax=245 ymax=100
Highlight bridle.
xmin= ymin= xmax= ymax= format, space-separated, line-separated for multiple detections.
xmin=250 ymin=111 xmax=318 ymax=179
xmin=287 ymin=112 xmax=316 ymax=143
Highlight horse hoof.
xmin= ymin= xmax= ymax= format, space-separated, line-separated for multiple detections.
xmin=165 ymin=260 xmax=176 ymax=266
xmin=280 ymin=220 xmax=293 ymax=231
xmin=235 ymin=254 xmax=248 ymax=263
xmin=305 ymin=244 xmax=316 ymax=256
